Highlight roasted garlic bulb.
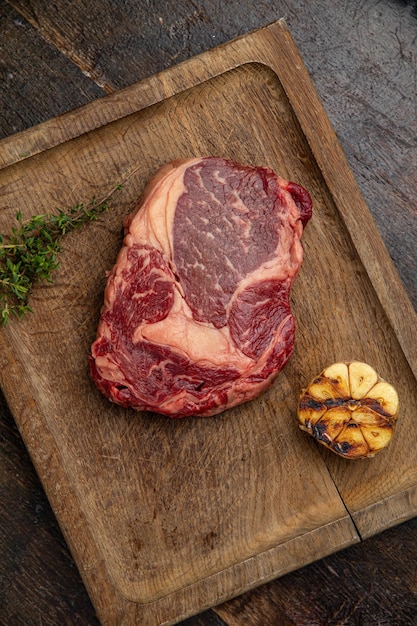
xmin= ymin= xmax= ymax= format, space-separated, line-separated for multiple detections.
xmin=297 ymin=361 xmax=399 ymax=459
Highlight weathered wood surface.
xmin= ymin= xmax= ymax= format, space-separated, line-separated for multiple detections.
xmin=0 ymin=1 xmax=416 ymax=625
xmin=4 ymin=0 xmax=416 ymax=311
xmin=0 ymin=1 xmax=104 ymax=136
xmin=0 ymin=24 xmax=363 ymax=624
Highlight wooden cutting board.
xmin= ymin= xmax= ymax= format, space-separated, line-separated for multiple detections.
xmin=1 ymin=19 xmax=416 ymax=626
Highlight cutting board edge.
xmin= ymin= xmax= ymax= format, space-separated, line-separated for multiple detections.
xmin=1 ymin=17 xmax=415 ymax=375
xmin=0 ymin=333 xmax=359 ymax=605
xmin=259 ymin=24 xmax=417 ymax=379
xmin=0 ymin=19 xmax=286 ymax=170
xmin=0 ymin=18 xmax=416 ymax=625
xmin=351 ymin=484 xmax=417 ymax=541
xmin=96 ymin=514 xmax=359 ymax=626
xmin=0 ymin=336 xmax=361 ymax=624
xmin=1 ymin=17 xmax=414 ymax=375
xmin=118 ymin=515 xmax=359 ymax=605
xmin=0 ymin=338 xmax=132 ymax=622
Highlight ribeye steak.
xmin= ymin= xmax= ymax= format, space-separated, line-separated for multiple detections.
xmin=89 ymin=157 xmax=312 ymax=417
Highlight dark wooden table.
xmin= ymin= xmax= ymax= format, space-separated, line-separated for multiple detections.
xmin=1 ymin=1 xmax=416 ymax=624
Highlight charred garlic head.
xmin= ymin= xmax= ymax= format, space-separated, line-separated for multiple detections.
xmin=297 ymin=361 xmax=399 ymax=459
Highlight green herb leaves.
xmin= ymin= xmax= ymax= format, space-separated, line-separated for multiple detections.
xmin=0 ymin=191 xmax=120 ymax=326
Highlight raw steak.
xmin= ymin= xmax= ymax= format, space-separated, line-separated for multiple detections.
xmin=89 ymin=157 xmax=312 ymax=417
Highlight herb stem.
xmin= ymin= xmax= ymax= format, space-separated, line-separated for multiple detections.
xmin=0 ymin=187 xmax=121 ymax=326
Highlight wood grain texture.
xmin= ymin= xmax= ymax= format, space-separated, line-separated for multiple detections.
xmin=0 ymin=41 xmax=358 ymax=623
xmin=0 ymin=1 xmax=416 ymax=625
xmin=0 ymin=1 xmax=104 ymax=139
xmin=0 ymin=20 xmax=416 ymax=625
xmin=0 ymin=391 xmax=100 ymax=625
xmin=214 ymin=516 xmax=417 ymax=625
xmin=5 ymin=0 xmax=416 ymax=315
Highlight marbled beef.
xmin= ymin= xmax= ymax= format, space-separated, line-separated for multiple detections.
xmin=89 ymin=157 xmax=312 ymax=417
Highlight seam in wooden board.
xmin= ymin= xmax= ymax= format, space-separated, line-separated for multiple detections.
xmin=0 ymin=320 xmax=360 ymax=609
xmin=351 ymin=484 xmax=417 ymax=541
xmin=0 ymin=20 xmax=287 ymax=171
xmin=0 ymin=324 xmax=359 ymax=610
xmin=1 ymin=17 xmax=415 ymax=535
xmin=2 ymin=13 xmax=414 ymax=528
xmin=0 ymin=337 xmax=360 ymax=614
xmin=0 ymin=18 xmax=415 ymax=617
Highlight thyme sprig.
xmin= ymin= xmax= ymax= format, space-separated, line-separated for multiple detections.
xmin=0 ymin=188 xmax=121 ymax=326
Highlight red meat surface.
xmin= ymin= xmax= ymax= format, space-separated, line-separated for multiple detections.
xmin=89 ymin=157 xmax=312 ymax=417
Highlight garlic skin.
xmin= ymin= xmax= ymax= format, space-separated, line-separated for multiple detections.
xmin=297 ymin=361 xmax=399 ymax=459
